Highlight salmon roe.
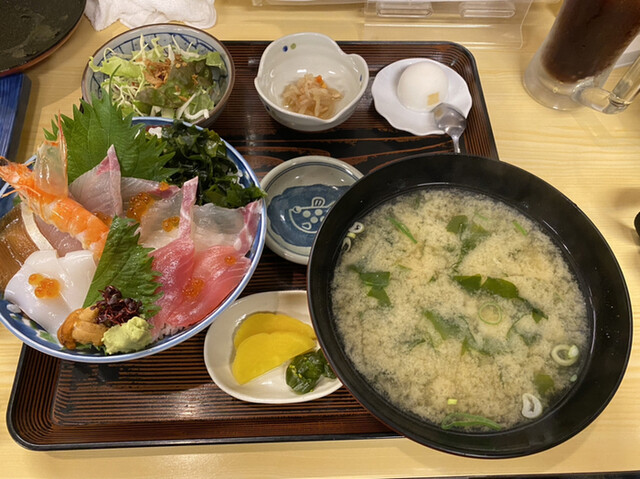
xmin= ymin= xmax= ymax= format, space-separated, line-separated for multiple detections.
xmin=28 ymin=273 xmax=61 ymax=299
xmin=162 ymin=216 xmax=180 ymax=232
xmin=182 ymin=277 xmax=205 ymax=300
xmin=224 ymin=255 xmax=237 ymax=266
xmin=94 ymin=211 xmax=113 ymax=227
xmin=126 ymin=192 xmax=155 ymax=221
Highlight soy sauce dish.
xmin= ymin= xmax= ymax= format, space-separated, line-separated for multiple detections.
xmin=307 ymin=153 xmax=632 ymax=458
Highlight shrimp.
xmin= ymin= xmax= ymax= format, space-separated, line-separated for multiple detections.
xmin=0 ymin=152 xmax=109 ymax=261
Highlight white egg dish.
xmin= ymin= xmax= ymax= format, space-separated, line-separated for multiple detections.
xmin=371 ymin=58 xmax=472 ymax=136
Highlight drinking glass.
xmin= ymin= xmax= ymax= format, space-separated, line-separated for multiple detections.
xmin=523 ymin=0 xmax=640 ymax=113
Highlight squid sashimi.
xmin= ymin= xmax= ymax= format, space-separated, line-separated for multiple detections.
xmin=69 ymin=145 xmax=123 ymax=218
xmin=4 ymin=250 xmax=96 ymax=336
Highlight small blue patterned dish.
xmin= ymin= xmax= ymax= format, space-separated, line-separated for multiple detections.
xmin=261 ymin=156 xmax=362 ymax=264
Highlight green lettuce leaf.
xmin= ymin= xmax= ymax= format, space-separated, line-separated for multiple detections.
xmin=204 ymin=51 xmax=227 ymax=73
xmin=88 ymin=55 xmax=144 ymax=78
xmin=83 ymin=216 xmax=161 ymax=318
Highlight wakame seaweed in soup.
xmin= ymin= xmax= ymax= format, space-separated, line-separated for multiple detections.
xmin=331 ymin=188 xmax=589 ymax=431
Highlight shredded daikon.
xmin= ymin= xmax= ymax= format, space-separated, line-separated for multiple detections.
xmin=281 ymin=74 xmax=343 ymax=119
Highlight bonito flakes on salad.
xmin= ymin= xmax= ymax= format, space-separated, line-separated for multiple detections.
xmin=89 ymin=35 xmax=229 ymax=123
xmin=0 ymin=93 xmax=264 ymax=356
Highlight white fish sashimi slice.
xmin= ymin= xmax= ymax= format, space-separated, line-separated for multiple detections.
xmin=192 ymin=200 xmax=262 ymax=254
xmin=33 ymin=213 xmax=84 ymax=255
xmin=69 ymin=145 xmax=123 ymax=217
xmin=4 ymin=250 xmax=97 ymax=337
xmin=121 ymin=176 xmax=180 ymax=212
xmin=192 ymin=203 xmax=246 ymax=250
xmin=137 ymin=189 xmax=184 ymax=249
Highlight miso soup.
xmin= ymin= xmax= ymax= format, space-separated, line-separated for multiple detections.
xmin=331 ymin=188 xmax=590 ymax=431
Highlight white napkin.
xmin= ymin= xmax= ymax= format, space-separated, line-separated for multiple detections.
xmin=85 ymin=0 xmax=217 ymax=31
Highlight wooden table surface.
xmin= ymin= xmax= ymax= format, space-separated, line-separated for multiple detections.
xmin=2 ymin=2 xmax=640 ymax=478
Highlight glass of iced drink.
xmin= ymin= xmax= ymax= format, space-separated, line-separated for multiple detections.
xmin=523 ymin=0 xmax=640 ymax=113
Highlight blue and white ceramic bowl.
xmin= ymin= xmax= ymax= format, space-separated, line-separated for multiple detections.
xmin=0 ymin=117 xmax=265 ymax=363
xmin=254 ymin=32 xmax=369 ymax=132
xmin=81 ymin=24 xmax=235 ymax=128
xmin=261 ymin=156 xmax=362 ymax=264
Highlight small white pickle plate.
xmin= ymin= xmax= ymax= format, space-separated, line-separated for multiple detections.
xmin=204 ymin=290 xmax=342 ymax=404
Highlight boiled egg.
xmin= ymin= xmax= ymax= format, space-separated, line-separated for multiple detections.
xmin=4 ymin=250 xmax=97 ymax=336
xmin=397 ymin=61 xmax=449 ymax=112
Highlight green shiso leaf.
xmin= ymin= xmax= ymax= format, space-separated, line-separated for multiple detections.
xmin=45 ymin=92 xmax=174 ymax=184
xmin=83 ymin=216 xmax=162 ymax=318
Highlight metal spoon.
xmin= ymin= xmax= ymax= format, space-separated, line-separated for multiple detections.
xmin=433 ymin=103 xmax=467 ymax=154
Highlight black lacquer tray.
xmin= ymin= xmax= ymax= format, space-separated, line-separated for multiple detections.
xmin=7 ymin=40 xmax=498 ymax=450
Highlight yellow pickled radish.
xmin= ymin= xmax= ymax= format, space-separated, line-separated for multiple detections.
xmin=231 ymin=331 xmax=316 ymax=384
xmin=233 ymin=312 xmax=316 ymax=349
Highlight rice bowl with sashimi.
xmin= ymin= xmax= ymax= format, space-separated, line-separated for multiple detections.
xmin=0 ymin=101 xmax=266 ymax=363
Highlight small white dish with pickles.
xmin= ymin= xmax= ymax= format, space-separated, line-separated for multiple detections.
xmin=204 ymin=290 xmax=341 ymax=404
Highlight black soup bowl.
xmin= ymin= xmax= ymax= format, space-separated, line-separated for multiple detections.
xmin=307 ymin=153 xmax=632 ymax=458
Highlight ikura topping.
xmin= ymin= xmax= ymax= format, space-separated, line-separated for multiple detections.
xmin=224 ymin=255 xmax=237 ymax=266
xmin=94 ymin=211 xmax=113 ymax=227
xmin=182 ymin=277 xmax=205 ymax=300
xmin=93 ymin=285 xmax=143 ymax=327
xmin=28 ymin=273 xmax=61 ymax=299
xmin=126 ymin=192 xmax=155 ymax=221
xmin=162 ymin=216 xmax=180 ymax=232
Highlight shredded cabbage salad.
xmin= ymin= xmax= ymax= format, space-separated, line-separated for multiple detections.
xmin=88 ymin=35 xmax=229 ymax=122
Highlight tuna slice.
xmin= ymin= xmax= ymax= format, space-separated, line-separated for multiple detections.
xmin=148 ymin=177 xmax=261 ymax=338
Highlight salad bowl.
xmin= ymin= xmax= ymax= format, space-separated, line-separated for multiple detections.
xmin=0 ymin=117 xmax=266 ymax=363
xmin=81 ymin=24 xmax=235 ymax=128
